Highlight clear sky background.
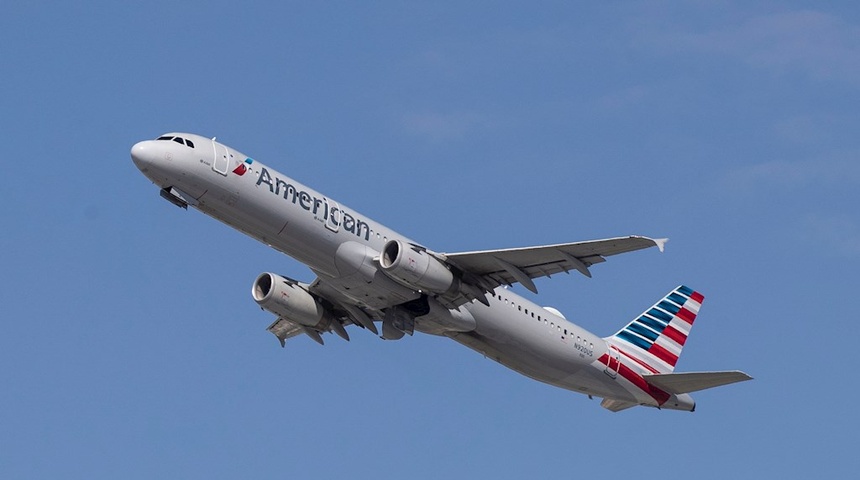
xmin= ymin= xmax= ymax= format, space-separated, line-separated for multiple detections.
xmin=2 ymin=1 xmax=857 ymax=478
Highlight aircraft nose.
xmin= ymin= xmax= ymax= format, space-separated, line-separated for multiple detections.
xmin=131 ymin=141 xmax=155 ymax=171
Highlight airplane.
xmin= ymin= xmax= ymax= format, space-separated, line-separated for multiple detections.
xmin=131 ymin=132 xmax=751 ymax=412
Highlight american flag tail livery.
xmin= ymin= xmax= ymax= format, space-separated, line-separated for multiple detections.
xmin=607 ymin=285 xmax=702 ymax=374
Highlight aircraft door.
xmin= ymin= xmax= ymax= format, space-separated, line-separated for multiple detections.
xmin=604 ymin=345 xmax=621 ymax=379
xmin=325 ymin=198 xmax=340 ymax=233
xmin=212 ymin=140 xmax=230 ymax=176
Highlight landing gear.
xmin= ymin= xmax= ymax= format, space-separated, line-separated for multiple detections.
xmin=159 ymin=187 xmax=190 ymax=209
xmin=380 ymin=296 xmax=431 ymax=340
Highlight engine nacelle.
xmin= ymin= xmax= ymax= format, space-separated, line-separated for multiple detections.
xmin=378 ymin=240 xmax=456 ymax=294
xmin=252 ymin=273 xmax=325 ymax=327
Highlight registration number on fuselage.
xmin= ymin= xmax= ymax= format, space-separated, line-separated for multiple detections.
xmin=574 ymin=342 xmax=594 ymax=357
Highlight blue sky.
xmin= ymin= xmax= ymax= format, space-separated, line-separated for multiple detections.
xmin=2 ymin=1 xmax=858 ymax=478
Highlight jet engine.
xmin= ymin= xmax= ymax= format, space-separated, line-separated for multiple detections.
xmin=378 ymin=240 xmax=456 ymax=294
xmin=252 ymin=272 xmax=326 ymax=328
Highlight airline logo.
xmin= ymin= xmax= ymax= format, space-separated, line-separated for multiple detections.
xmin=614 ymin=285 xmax=702 ymax=371
xmin=255 ymin=166 xmax=372 ymax=240
xmin=233 ymin=158 xmax=254 ymax=176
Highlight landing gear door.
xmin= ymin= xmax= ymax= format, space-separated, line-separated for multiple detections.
xmin=212 ymin=139 xmax=230 ymax=176
xmin=325 ymin=199 xmax=340 ymax=233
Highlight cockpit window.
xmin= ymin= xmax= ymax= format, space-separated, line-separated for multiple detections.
xmin=155 ymin=135 xmax=194 ymax=148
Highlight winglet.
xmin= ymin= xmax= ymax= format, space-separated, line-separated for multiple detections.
xmin=653 ymin=238 xmax=668 ymax=253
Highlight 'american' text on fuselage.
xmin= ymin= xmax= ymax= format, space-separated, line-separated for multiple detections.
xmin=256 ymin=167 xmax=370 ymax=240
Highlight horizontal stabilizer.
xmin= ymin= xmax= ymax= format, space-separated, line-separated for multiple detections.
xmin=600 ymin=398 xmax=638 ymax=412
xmin=643 ymin=370 xmax=753 ymax=394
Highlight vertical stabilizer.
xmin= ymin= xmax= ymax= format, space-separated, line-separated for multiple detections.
xmin=607 ymin=285 xmax=703 ymax=373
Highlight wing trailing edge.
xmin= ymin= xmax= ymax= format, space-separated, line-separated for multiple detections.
xmin=443 ymin=235 xmax=666 ymax=294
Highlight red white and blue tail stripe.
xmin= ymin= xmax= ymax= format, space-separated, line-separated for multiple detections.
xmin=607 ymin=285 xmax=703 ymax=373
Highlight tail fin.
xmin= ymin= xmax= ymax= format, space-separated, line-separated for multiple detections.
xmin=607 ymin=285 xmax=703 ymax=373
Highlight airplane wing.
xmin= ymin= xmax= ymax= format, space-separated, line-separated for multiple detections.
xmin=643 ymin=370 xmax=753 ymax=394
xmin=264 ymin=236 xmax=666 ymax=343
xmin=443 ymin=236 xmax=667 ymax=294
xmin=262 ymin=276 xmax=381 ymax=346
xmin=266 ymin=317 xmax=307 ymax=347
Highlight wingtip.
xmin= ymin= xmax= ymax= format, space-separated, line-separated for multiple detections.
xmin=654 ymin=238 xmax=669 ymax=253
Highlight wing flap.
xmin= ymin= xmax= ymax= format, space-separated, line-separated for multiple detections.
xmin=643 ymin=370 xmax=753 ymax=394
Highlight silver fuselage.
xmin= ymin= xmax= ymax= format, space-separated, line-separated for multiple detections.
xmin=132 ymin=132 xmax=695 ymax=410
